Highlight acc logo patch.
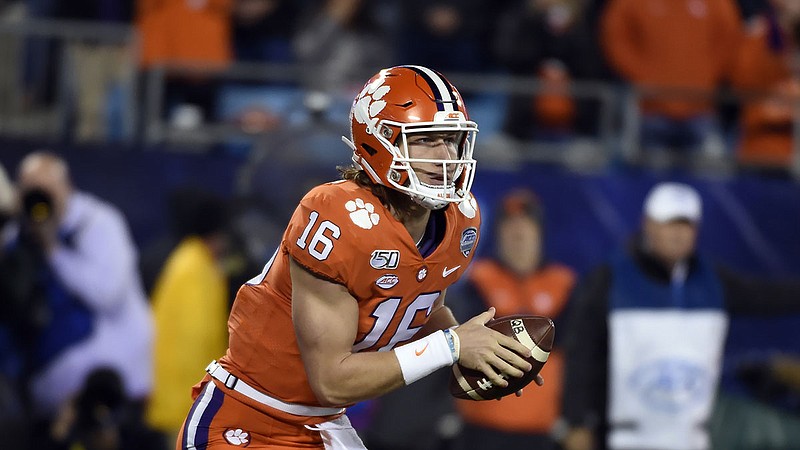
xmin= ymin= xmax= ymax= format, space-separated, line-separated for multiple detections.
xmin=375 ymin=274 xmax=399 ymax=289
xmin=460 ymin=227 xmax=478 ymax=257
xmin=346 ymin=198 xmax=380 ymax=229
xmin=370 ymin=250 xmax=400 ymax=270
xmin=223 ymin=428 xmax=250 ymax=446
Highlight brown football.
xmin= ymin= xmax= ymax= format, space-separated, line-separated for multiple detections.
xmin=449 ymin=315 xmax=554 ymax=401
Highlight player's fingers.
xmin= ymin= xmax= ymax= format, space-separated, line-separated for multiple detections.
xmin=487 ymin=354 xmax=526 ymax=380
xmin=535 ymin=374 xmax=544 ymax=386
xmin=478 ymin=307 xmax=496 ymax=324
xmin=476 ymin=361 xmax=508 ymax=388
xmin=494 ymin=331 xmax=532 ymax=359
xmin=493 ymin=345 xmax=532 ymax=373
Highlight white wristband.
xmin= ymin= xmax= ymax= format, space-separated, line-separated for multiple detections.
xmin=446 ymin=327 xmax=460 ymax=362
xmin=394 ymin=330 xmax=456 ymax=385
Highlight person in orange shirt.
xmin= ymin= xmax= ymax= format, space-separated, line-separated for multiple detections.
xmin=136 ymin=0 xmax=233 ymax=125
xmin=453 ymin=188 xmax=576 ymax=450
xmin=174 ymin=65 xmax=539 ymax=450
xmin=601 ymin=0 xmax=741 ymax=156
xmin=730 ymin=0 xmax=800 ymax=171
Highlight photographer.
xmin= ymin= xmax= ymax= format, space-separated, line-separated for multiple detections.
xmin=0 ymin=161 xmax=33 ymax=446
xmin=1 ymin=152 xmax=153 ymax=447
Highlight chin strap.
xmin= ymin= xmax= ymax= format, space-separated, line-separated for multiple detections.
xmin=410 ymin=193 xmax=449 ymax=210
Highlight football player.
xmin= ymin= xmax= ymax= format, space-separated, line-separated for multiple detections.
xmin=177 ymin=65 xmax=536 ymax=450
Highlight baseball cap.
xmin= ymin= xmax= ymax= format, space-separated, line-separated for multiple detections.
xmin=643 ymin=182 xmax=702 ymax=223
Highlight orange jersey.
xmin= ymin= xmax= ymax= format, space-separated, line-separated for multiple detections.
xmin=218 ymin=179 xmax=481 ymax=422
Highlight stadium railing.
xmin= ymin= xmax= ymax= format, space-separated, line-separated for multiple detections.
xmin=1 ymin=18 xmax=799 ymax=179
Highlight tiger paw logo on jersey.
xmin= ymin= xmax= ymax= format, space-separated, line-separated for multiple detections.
xmin=223 ymin=428 xmax=250 ymax=446
xmin=353 ymin=77 xmax=390 ymax=133
xmin=346 ymin=198 xmax=380 ymax=229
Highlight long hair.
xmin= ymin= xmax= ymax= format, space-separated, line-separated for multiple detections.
xmin=337 ymin=165 xmax=425 ymax=223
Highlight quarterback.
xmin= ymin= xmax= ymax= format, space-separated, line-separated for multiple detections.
xmin=177 ymin=66 xmax=535 ymax=450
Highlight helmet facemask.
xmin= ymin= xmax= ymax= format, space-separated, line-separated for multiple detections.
xmin=379 ymin=114 xmax=477 ymax=210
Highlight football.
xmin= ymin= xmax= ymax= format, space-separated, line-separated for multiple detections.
xmin=449 ymin=314 xmax=555 ymax=401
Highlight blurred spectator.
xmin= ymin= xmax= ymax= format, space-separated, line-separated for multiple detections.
xmin=144 ymin=188 xmax=231 ymax=448
xmin=601 ymin=0 xmax=741 ymax=158
xmin=293 ymin=0 xmax=393 ymax=113
xmin=49 ymin=367 xmax=163 ymax=450
xmin=0 ymin=162 xmax=13 ymax=231
xmin=493 ymin=0 xmax=605 ymax=141
xmin=136 ymin=0 xmax=233 ymax=126
xmin=0 ymin=151 xmax=153 ymax=447
xmin=232 ymin=0 xmax=299 ymax=63
xmin=0 ymin=161 xmax=28 ymax=447
xmin=560 ymin=182 xmax=800 ymax=450
xmin=20 ymin=0 xmax=60 ymax=109
xmin=730 ymin=0 xmax=800 ymax=173
xmin=452 ymin=188 xmax=576 ymax=450
xmin=56 ymin=0 xmax=135 ymax=143
xmin=397 ymin=0 xmax=492 ymax=73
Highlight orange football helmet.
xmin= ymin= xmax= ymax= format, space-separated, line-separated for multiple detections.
xmin=343 ymin=65 xmax=478 ymax=210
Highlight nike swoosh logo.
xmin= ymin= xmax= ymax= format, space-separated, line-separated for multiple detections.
xmin=442 ymin=265 xmax=461 ymax=277
xmin=415 ymin=343 xmax=429 ymax=356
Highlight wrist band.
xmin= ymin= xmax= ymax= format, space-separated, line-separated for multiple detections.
xmin=394 ymin=329 xmax=456 ymax=385
xmin=443 ymin=328 xmax=460 ymax=362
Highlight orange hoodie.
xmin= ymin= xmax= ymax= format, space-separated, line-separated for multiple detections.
xmin=601 ymin=0 xmax=741 ymax=118
xmin=730 ymin=16 xmax=797 ymax=168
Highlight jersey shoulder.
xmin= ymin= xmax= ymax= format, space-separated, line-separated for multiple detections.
xmin=284 ymin=180 xmax=402 ymax=285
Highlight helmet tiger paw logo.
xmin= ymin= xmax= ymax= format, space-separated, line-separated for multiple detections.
xmin=353 ymin=78 xmax=390 ymax=134
xmin=224 ymin=428 xmax=250 ymax=446
xmin=346 ymin=198 xmax=380 ymax=229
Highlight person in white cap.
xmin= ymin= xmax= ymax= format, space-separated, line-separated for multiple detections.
xmin=557 ymin=182 xmax=800 ymax=450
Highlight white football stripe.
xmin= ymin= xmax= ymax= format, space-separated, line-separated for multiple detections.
xmin=513 ymin=320 xmax=550 ymax=364
xmin=452 ymin=365 xmax=484 ymax=401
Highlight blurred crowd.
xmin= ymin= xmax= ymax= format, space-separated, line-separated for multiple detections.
xmin=0 ymin=0 xmax=799 ymax=175
xmin=1 ymin=150 xmax=799 ymax=450
xmin=0 ymin=0 xmax=799 ymax=449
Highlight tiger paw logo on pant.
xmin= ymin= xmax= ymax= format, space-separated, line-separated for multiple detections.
xmin=224 ymin=428 xmax=250 ymax=446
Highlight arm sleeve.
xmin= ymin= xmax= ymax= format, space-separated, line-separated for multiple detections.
xmin=48 ymin=206 xmax=139 ymax=313
xmin=561 ymin=264 xmax=612 ymax=429
xmin=718 ymin=265 xmax=800 ymax=316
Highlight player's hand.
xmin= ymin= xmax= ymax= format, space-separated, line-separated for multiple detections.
xmin=453 ymin=307 xmax=532 ymax=388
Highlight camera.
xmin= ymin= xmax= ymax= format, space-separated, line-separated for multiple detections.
xmin=21 ymin=188 xmax=54 ymax=223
